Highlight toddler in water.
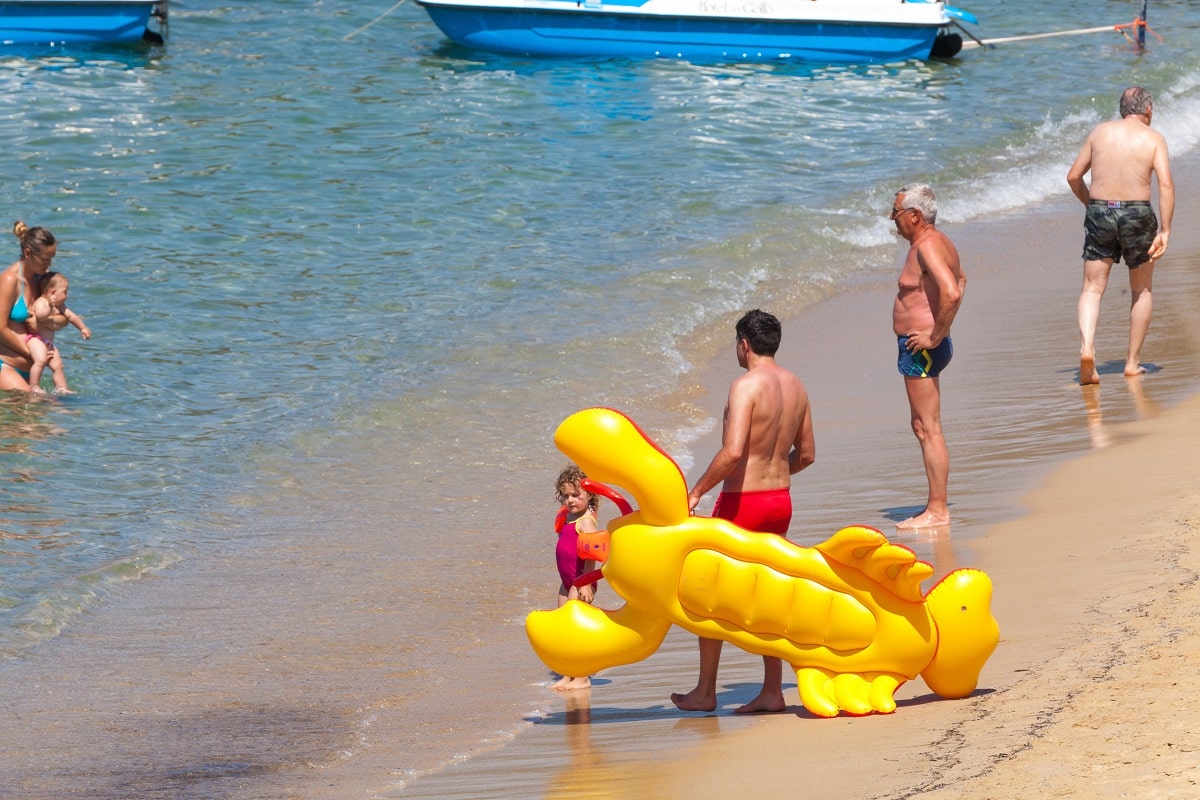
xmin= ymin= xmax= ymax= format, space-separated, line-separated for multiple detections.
xmin=26 ymin=272 xmax=90 ymax=394
xmin=552 ymin=464 xmax=600 ymax=691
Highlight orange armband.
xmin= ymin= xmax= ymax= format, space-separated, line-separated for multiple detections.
xmin=576 ymin=530 xmax=610 ymax=562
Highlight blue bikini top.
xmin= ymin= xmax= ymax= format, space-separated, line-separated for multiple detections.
xmin=8 ymin=272 xmax=29 ymax=323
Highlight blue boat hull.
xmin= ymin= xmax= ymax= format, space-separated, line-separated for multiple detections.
xmin=419 ymin=3 xmax=942 ymax=62
xmin=0 ymin=0 xmax=158 ymax=45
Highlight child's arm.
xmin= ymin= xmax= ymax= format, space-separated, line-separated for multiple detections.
xmin=63 ymin=307 xmax=91 ymax=340
xmin=577 ymin=560 xmax=597 ymax=603
xmin=27 ymin=297 xmax=52 ymax=334
xmin=575 ymin=512 xmax=600 ymax=603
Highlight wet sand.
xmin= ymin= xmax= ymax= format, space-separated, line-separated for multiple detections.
xmin=396 ymin=153 xmax=1200 ymax=798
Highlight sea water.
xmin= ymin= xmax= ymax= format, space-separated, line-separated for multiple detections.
xmin=2 ymin=0 xmax=1200 ymax=796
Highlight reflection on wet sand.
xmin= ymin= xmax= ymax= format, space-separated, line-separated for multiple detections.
xmin=1125 ymin=373 xmax=1159 ymax=419
xmin=894 ymin=523 xmax=958 ymax=585
xmin=1082 ymin=384 xmax=1111 ymax=449
xmin=545 ymin=691 xmax=605 ymax=800
xmin=1081 ymin=373 xmax=1160 ymax=450
xmin=544 ymin=691 xmax=733 ymax=800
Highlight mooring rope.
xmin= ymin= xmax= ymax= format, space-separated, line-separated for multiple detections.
xmin=344 ymin=0 xmax=409 ymax=41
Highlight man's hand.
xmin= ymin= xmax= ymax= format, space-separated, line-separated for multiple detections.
xmin=905 ymin=331 xmax=937 ymax=352
xmin=1148 ymin=230 xmax=1170 ymax=261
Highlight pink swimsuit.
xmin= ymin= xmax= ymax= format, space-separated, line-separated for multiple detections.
xmin=555 ymin=509 xmax=596 ymax=589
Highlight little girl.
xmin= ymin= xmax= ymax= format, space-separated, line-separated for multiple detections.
xmin=26 ymin=271 xmax=90 ymax=394
xmin=552 ymin=464 xmax=599 ymax=690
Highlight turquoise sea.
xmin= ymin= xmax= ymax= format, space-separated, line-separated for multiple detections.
xmin=2 ymin=0 xmax=1200 ymax=796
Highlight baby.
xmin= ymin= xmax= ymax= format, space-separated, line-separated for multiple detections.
xmin=26 ymin=271 xmax=90 ymax=394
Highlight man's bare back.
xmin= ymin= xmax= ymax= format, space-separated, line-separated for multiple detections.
xmin=718 ymin=362 xmax=809 ymax=493
xmin=1069 ymin=116 xmax=1166 ymax=203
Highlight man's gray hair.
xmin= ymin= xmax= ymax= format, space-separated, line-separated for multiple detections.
xmin=896 ymin=183 xmax=938 ymax=224
xmin=1120 ymin=86 xmax=1153 ymax=118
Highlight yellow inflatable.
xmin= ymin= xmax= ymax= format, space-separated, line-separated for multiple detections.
xmin=526 ymin=407 xmax=1000 ymax=718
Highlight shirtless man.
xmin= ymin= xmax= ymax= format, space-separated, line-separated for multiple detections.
xmin=891 ymin=184 xmax=965 ymax=531
xmin=1067 ymin=86 xmax=1174 ymax=385
xmin=670 ymin=309 xmax=815 ymax=714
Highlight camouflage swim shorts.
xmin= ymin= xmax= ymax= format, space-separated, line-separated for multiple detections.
xmin=1082 ymin=200 xmax=1158 ymax=268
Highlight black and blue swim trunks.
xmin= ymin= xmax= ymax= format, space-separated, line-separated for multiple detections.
xmin=1082 ymin=200 xmax=1158 ymax=268
xmin=897 ymin=335 xmax=953 ymax=378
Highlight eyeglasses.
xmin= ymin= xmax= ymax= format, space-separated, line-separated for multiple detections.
xmin=890 ymin=205 xmax=918 ymax=220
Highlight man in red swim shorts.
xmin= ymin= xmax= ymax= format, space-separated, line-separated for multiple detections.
xmin=670 ymin=309 xmax=815 ymax=715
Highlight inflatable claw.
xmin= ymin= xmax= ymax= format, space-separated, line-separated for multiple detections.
xmin=526 ymin=407 xmax=1000 ymax=718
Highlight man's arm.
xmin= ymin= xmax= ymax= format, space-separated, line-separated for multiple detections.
xmin=1149 ymin=139 xmax=1174 ymax=260
xmin=908 ymin=238 xmax=964 ymax=349
xmin=788 ymin=395 xmax=815 ymax=475
xmin=1066 ymin=137 xmax=1093 ymax=205
xmin=688 ymin=379 xmax=752 ymax=511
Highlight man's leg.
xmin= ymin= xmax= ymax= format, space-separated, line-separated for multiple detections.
xmin=897 ymin=376 xmax=950 ymax=529
xmin=1078 ymin=258 xmax=1114 ymax=385
xmin=1125 ymin=260 xmax=1155 ymax=376
xmin=671 ymin=637 xmax=722 ymax=712
xmin=735 ymin=656 xmax=787 ymax=714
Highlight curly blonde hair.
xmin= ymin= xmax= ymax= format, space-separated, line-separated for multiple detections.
xmin=555 ymin=463 xmax=599 ymax=511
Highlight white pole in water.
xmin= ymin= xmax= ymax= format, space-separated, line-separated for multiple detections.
xmin=959 ymin=26 xmax=1124 ymax=49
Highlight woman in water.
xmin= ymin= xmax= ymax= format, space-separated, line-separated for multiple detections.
xmin=0 ymin=221 xmax=58 ymax=392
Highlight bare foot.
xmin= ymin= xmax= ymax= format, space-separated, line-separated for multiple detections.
xmin=670 ymin=688 xmax=717 ymax=712
xmin=896 ymin=509 xmax=950 ymax=530
xmin=1080 ymin=356 xmax=1100 ymax=385
xmin=734 ymin=690 xmax=787 ymax=714
xmin=1124 ymin=363 xmax=1147 ymax=377
xmin=554 ymin=676 xmax=591 ymax=691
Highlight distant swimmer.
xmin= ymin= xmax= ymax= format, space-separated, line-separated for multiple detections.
xmin=890 ymin=184 xmax=965 ymax=531
xmin=1067 ymin=86 xmax=1174 ymax=385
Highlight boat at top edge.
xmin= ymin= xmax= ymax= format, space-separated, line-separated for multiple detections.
xmin=0 ymin=0 xmax=167 ymax=46
xmin=414 ymin=0 xmax=977 ymax=63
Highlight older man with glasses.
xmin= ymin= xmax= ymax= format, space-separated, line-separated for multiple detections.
xmin=890 ymin=183 xmax=966 ymax=531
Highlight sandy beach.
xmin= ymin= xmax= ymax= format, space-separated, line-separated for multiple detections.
xmin=396 ymin=148 xmax=1200 ymax=799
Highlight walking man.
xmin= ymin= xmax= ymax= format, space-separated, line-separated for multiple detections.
xmin=1067 ymin=86 xmax=1174 ymax=384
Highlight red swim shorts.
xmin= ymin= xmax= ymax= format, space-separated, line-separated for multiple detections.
xmin=712 ymin=488 xmax=792 ymax=535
